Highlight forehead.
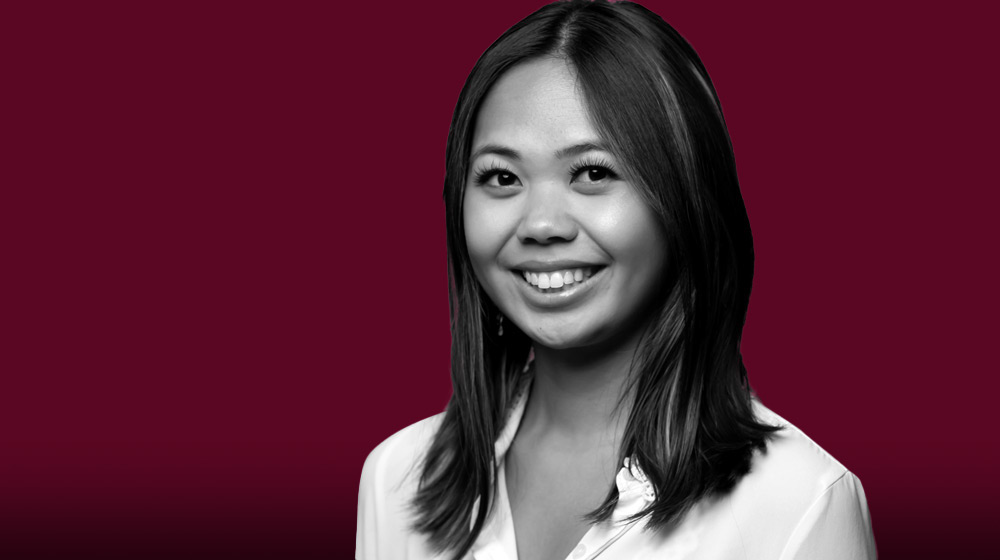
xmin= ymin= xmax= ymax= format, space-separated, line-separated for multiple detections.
xmin=472 ymin=58 xmax=600 ymax=151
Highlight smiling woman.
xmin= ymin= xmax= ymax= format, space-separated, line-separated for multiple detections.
xmin=464 ymin=58 xmax=668 ymax=353
xmin=357 ymin=1 xmax=876 ymax=559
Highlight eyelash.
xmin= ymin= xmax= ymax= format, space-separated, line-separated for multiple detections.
xmin=473 ymin=163 xmax=516 ymax=186
xmin=568 ymin=157 xmax=620 ymax=182
xmin=472 ymin=157 xmax=620 ymax=187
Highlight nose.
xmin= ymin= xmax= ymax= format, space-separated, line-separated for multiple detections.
xmin=515 ymin=182 xmax=578 ymax=244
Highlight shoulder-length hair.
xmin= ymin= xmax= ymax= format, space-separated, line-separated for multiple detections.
xmin=412 ymin=0 xmax=778 ymax=556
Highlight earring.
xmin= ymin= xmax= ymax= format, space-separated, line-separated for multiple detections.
xmin=498 ymin=314 xmax=504 ymax=337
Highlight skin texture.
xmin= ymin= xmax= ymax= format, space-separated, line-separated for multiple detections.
xmin=463 ymin=57 xmax=670 ymax=560
xmin=463 ymin=57 xmax=668 ymax=354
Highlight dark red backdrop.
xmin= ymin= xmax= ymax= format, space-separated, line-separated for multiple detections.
xmin=3 ymin=1 xmax=997 ymax=558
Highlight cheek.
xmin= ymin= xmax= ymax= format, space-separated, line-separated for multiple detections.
xmin=619 ymin=217 xmax=667 ymax=267
xmin=462 ymin=194 xmax=505 ymax=278
xmin=593 ymin=195 xmax=666 ymax=268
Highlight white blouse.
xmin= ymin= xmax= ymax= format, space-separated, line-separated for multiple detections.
xmin=357 ymin=385 xmax=876 ymax=559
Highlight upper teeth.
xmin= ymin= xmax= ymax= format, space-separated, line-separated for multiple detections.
xmin=521 ymin=267 xmax=595 ymax=289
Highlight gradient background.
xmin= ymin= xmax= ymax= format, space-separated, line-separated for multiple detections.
xmin=3 ymin=0 xmax=997 ymax=558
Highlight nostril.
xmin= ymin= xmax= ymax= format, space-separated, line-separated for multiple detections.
xmin=517 ymin=224 xmax=578 ymax=245
xmin=515 ymin=201 xmax=578 ymax=244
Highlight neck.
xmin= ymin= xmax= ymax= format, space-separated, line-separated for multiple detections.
xmin=524 ymin=329 xmax=644 ymax=445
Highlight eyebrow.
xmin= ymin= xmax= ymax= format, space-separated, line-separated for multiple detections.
xmin=469 ymin=141 xmax=608 ymax=162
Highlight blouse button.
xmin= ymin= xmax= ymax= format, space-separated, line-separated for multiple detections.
xmin=571 ymin=543 xmax=587 ymax=559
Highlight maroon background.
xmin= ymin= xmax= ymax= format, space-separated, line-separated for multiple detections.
xmin=3 ymin=0 xmax=997 ymax=558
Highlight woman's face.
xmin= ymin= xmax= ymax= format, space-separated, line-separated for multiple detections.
xmin=463 ymin=57 xmax=669 ymax=351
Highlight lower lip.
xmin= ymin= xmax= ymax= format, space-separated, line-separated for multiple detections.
xmin=511 ymin=267 xmax=606 ymax=309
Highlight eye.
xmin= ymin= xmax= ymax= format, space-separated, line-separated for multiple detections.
xmin=494 ymin=171 xmax=520 ymax=187
xmin=475 ymin=167 xmax=522 ymax=188
xmin=578 ymin=167 xmax=610 ymax=183
xmin=570 ymin=160 xmax=619 ymax=185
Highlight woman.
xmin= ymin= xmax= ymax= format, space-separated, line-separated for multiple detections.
xmin=357 ymin=1 xmax=876 ymax=558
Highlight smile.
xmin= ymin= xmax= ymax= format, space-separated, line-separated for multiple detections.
xmin=517 ymin=266 xmax=603 ymax=293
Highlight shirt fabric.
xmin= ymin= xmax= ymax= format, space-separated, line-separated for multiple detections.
xmin=357 ymin=382 xmax=876 ymax=559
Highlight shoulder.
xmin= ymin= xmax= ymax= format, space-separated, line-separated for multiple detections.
xmin=357 ymin=413 xmax=446 ymax=560
xmin=746 ymin=401 xmax=852 ymax=502
xmin=726 ymin=401 xmax=876 ymax=558
xmin=361 ymin=413 xmax=445 ymax=492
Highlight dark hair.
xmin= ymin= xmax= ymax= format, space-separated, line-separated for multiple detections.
xmin=412 ymin=0 xmax=778 ymax=556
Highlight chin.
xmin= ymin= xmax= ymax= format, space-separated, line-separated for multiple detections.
xmin=529 ymin=336 xmax=578 ymax=351
xmin=519 ymin=324 xmax=601 ymax=351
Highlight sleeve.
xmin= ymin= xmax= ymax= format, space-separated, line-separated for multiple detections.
xmin=779 ymin=472 xmax=877 ymax=560
xmin=356 ymin=428 xmax=434 ymax=560
xmin=356 ymin=444 xmax=381 ymax=560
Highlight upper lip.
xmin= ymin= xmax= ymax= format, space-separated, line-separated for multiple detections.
xmin=510 ymin=259 xmax=606 ymax=273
